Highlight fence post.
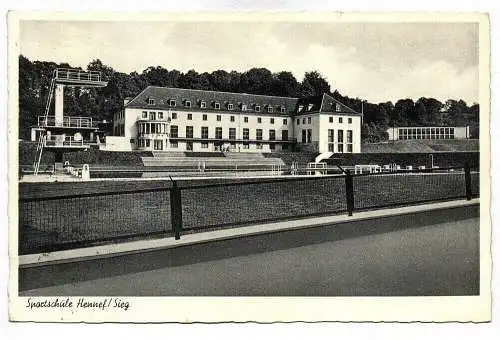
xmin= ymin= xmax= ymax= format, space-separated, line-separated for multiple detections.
xmin=170 ymin=180 xmax=183 ymax=239
xmin=345 ymin=170 xmax=355 ymax=216
xmin=464 ymin=162 xmax=472 ymax=201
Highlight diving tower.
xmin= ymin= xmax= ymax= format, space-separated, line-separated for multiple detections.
xmin=32 ymin=68 xmax=108 ymax=175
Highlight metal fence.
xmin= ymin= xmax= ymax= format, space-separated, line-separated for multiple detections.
xmin=18 ymin=163 xmax=479 ymax=255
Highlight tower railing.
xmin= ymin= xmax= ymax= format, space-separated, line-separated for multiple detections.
xmin=55 ymin=68 xmax=101 ymax=82
xmin=38 ymin=116 xmax=94 ymax=128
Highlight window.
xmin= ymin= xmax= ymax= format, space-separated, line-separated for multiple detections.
xmin=307 ymin=117 xmax=311 ymax=124
xmin=269 ymin=130 xmax=276 ymax=141
xmin=255 ymin=105 xmax=261 ymax=112
xmin=282 ymin=130 xmax=288 ymax=141
xmin=185 ymin=100 xmax=191 ymax=108
xmin=201 ymin=142 xmax=208 ymax=149
xmin=149 ymin=112 xmax=156 ymax=120
xmin=348 ymin=118 xmax=352 ymax=124
xmin=301 ymin=130 xmax=306 ymax=143
xmin=270 ymin=118 xmax=275 ymax=124
xmin=214 ymin=102 xmax=221 ymax=110
xmin=339 ymin=117 xmax=343 ymax=123
xmin=257 ymin=117 xmax=262 ymax=123
xmin=283 ymin=119 xmax=287 ymax=125
xmin=171 ymin=112 xmax=177 ymax=120
xmin=298 ymin=105 xmax=304 ymax=112
xmin=307 ymin=129 xmax=312 ymax=143
xmin=243 ymin=143 xmax=249 ymax=149
xmin=170 ymin=140 xmax=178 ymax=148
xmin=244 ymin=117 xmax=248 ymax=123
xmin=243 ymin=128 xmax=249 ymax=140
xmin=297 ymin=118 xmax=300 ymax=125
xmin=202 ymin=114 xmax=207 ymax=121
xmin=142 ymin=111 xmax=148 ymax=119
xmin=328 ymin=129 xmax=334 ymax=143
xmin=256 ymin=143 xmax=263 ymax=149
xmin=200 ymin=101 xmax=206 ymax=109
xmin=170 ymin=100 xmax=176 ymax=107
xmin=229 ymin=128 xmax=236 ymax=140
xmin=270 ymin=144 xmax=276 ymax=150
xmin=302 ymin=118 xmax=306 ymax=124
xmin=281 ymin=106 xmax=286 ymax=113
xmin=338 ymin=130 xmax=344 ymax=143
xmin=268 ymin=106 xmax=273 ymax=113
xmin=186 ymin=126 xmax=193 ymax=138
xmin=329 ymin=116 xmax=333 ymax=123
xmin=201 ymin=127 xmax=209 ymax=139
xmin=228 ymin=103 xmax=234 ymax=110
xmin=148 ymin=98 xmax=155 ymax=105
xmin=187 ymin=113 xmax=192 ymax=120
xmin=308 ymin=104 xmax=314 ymax=111
xmin=338 ymin=144 xmax=344 ymax=153
xmin=215 ymin=127 xmax=222 ymax=139
xmin=242 ymin=104 xmax=247 ymax=111
xmin=347 ymin=130 xmax=353 ymax=143
xmin=328 ymin=144 xmax=334 ymax=152
xmin=347 ymin=144 xmax=353 ymax=153
xmin=186 ymin=141 xmax=193 ymax=151
xmin=154 ymin=140 xmax=163 ymax=151
xmin=216 ymin=115 xmax=221 ymax=121
xmin=145 ymin=139 xmax=150 ymax=147
xmin=256 ymin=129 xmax=263 ymax=141
xmin=230 ymin=116 xmax=235 ymax=122
xmin=336 ymin=103 xmax=341 ymax=112
xmin=157 ymin=112 xmax=164 ymax=120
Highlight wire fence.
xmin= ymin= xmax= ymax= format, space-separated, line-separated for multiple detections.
xmin=18 ymin=163 xmax=479 ymax=255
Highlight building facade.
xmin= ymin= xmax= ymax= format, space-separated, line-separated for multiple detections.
xmin=110 ymin=86 xmax=362 ymax=154
xmin=386 ymin=126 xmax=470 ymax=141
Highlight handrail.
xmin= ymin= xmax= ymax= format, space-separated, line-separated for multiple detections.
xmin=55 ymin=68 xmax=102 ymax=82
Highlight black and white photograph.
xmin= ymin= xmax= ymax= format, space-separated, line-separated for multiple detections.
xmin=7 ymin=11 xmax=491 ymax=322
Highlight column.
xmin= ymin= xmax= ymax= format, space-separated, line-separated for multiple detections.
xmin=55 ymin=84 xmax=64 ymax=126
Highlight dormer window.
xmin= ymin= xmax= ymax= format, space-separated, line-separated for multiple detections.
xmin=148 ymin=98 xmax=155 ymax=105
xmin=335 ymin=103 xmax=341 ymax=112
xmin=242 ymin=104 xmax=247 ymax=111
xmin=185 ymin=100 xmax=191 ymax=108
xmin=200 ymin=101 xmax=206 ymax=109
xmin=308 ymin=104 xmax=314 ymax=111
xmin=214 ymin=102 xmax=221 ymax=110
xmin=228 ymin=103 xmax=234 ymax=110
xmin=280 ymin=106 xmax=286 ymax=113
xmin=267 ymin=106 xmax=273 ymax=113
xmin=170 ymin=100 xmax=176 ymax=107
xmin=255 ymin=105 xmax=261 ymax=112
xmin=298 ymin=105 xmax=304 ymax=112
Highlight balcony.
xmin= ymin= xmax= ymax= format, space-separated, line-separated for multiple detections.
xmin=136 ymin=116 xmax=172 ymax=122
xmin=54 ymin=68 xmax=108 ymax=87
xmin=44 ymin=135 xmax=89 ymax=149
xmin=38 ymin=116 xmax=96 ymax=129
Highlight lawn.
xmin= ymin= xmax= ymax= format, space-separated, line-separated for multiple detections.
xmin=18 ymin=172 xmax=479 ymax=254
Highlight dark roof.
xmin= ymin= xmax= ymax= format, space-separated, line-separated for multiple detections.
xmin=296 ymin=93 xmax=360 ymax=115
xmin=126 ymin=86 xmax=360 ymax=116
xmin=126 ymin=86 xmax=299 ymax=116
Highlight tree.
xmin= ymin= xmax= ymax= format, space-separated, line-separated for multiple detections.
xmin=271 ymin=71 xmax=299 ymax=97
xmin=298 ymin=71 xmax=331 ymax=97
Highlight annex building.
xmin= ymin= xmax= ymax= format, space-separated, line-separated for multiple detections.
xmin=386 ymin=126 xmax=470 ymax=141
xmin=107 ymin=86 xmax=362 ymax=154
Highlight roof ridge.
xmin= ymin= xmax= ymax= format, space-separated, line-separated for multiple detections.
xmin=146 ymin=86 xmax=299 ymax=100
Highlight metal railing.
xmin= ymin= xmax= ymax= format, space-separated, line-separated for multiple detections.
xmin=44 ymin=135 xmax=86 ymax=147
xmin=55 ymin=68 xmax=101 ymax=82
xmin=18 ymin=163 xmax=479 ymax=254
xmin=38 ymin=116 xmax=94 ymax=128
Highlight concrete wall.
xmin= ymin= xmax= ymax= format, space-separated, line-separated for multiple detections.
xmin=101 ymin=136 xmax=133 ymax=151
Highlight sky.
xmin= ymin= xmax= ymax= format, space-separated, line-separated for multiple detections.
xmin=19 ymin=20 xmax=479 ymax=104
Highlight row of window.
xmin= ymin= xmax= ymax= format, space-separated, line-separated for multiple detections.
xmin=141 ymin=111 xmax=288 ymax=125
xmin=137 ymin=138 xmax=288 ymax=151
xmin=147 ymin=98 xmax=287 ymax=113
xmin=328 ymin=143 xmax=353 ymax=153
xmin=397 ymin=127 xmax=455 ymax=140
xmin=328 ymin=129 xmax=354 ymax=143
xmin=168 ymin=125 xmax=288 ymax=141
xmin=295 ymin=116 xmax=353 ymax=125
xmin=298 ymin=103 xmax=343 ymax=113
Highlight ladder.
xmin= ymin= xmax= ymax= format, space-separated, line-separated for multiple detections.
xmin=33 ymin=71 xmax=56 ymax=175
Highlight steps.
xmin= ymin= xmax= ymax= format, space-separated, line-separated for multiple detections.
xmin=142 ymin=152 xmax=285 ymax=168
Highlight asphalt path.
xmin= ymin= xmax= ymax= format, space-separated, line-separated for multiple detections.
xmin=20 ymin=206 xmax=479 ymax=296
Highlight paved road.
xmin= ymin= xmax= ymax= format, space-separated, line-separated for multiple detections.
xmin=21 ymin=212 xmax=479 ymax=296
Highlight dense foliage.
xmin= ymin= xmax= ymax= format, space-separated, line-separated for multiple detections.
xmin=19 ymin=55 xmax=480 ymax=141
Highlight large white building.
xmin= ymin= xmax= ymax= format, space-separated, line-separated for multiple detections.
xmin=108 ymin=86 xmax=362 ymax=154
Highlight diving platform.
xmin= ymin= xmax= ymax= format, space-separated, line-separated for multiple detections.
xmin=37 ymin=116 xmax=98 ymax=129
xmin=53 ymin=68 xmax=108 ymax=87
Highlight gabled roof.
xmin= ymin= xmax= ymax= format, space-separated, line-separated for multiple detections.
xmin=295 ymin=93 xmax=360 ymax=115
xmin=125 ymin=86 xmax=299 ymax=116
